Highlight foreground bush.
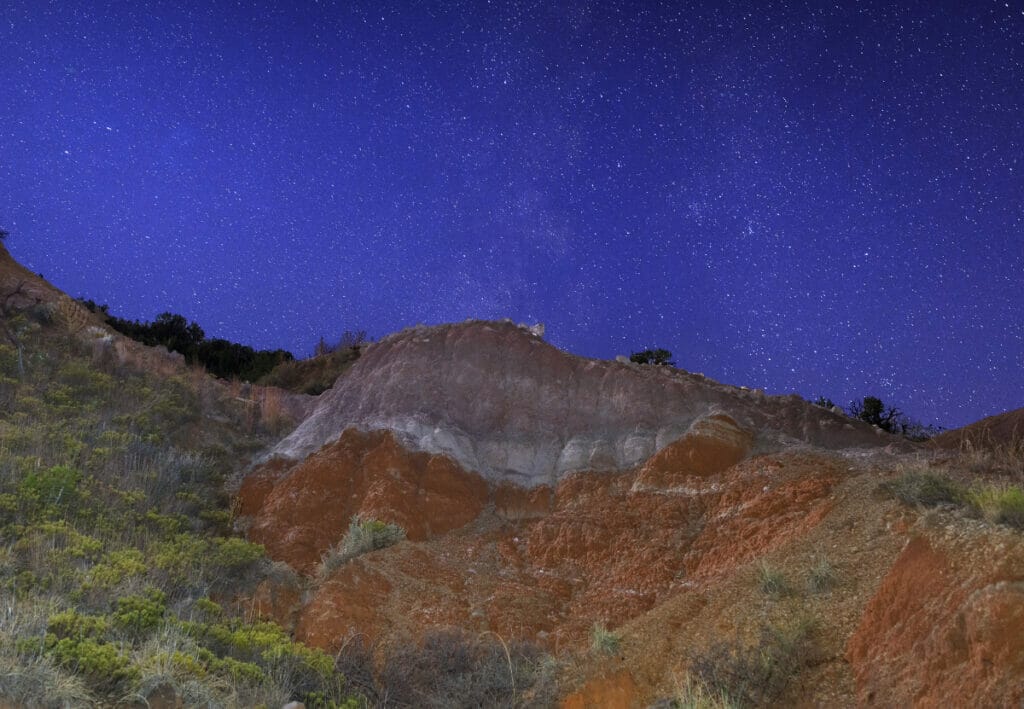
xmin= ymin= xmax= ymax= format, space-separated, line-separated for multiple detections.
xmin=688 ymin=618 xmax=819 ymax=708
xmin=336 ymin=629 xmax=557 ymax=708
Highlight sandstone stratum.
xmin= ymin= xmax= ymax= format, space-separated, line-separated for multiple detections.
xmin=236 ymin=320 xmax=1024 ymax=707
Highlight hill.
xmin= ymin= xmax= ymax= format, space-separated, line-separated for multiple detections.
xmin=0 ymin=243 xmax=1021 ymax=707
xmin=239 ymin=321 xmax=1024 ymax=707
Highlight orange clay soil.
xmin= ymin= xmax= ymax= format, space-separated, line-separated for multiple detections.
xmin=234 ymin=423 xmax=1024 ymax=705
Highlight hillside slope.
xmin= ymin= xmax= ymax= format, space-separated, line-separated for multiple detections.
xmin=238 ymin=321 xmax=1024 ymax=707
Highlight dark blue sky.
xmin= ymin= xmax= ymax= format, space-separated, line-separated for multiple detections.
xmin=2 ymin=0 xmax=1022 ymax=428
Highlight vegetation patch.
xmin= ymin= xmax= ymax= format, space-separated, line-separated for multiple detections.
xmin=339 ymin=629 xmax=557 ymax=708
xmin=589 ymin=623 xmax=622 ymax=656
xmin=756 ymin=561 xmax=788 ymax=597
xmin=258 ymin=332 xmax=364 ymax=395
xmin=0 ymin=311 xmax=362 ymax=706
xmin=687 ymin=618 xmax=819 ymax=708
xmin=806 ymin=556 xmax=837 ymax=594
xmin=881 ymin=471 xmax=1024 ymax=531
xmin=317 ymin=515 xmax=406 ymax=581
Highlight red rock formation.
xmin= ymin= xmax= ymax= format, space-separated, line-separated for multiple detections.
xmin=847 ymin=530 xmax=1024 ymax=706
xmin=248 ymin=427 xmax=845 ymax=658
xmin=241 ymin=428 xmax=488 ymax=573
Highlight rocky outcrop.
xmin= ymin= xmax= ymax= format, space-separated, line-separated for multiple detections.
xmin=267 ymin=320 xmax=888 ymax=488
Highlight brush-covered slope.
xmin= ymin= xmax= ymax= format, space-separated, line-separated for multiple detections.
xmin=268 ymin=320 xmax=890 ymax=487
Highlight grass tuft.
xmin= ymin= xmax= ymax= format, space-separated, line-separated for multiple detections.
xmin=589 ymin=623 xmax=622 ymax=656
xmin=806 ymin=555 xmax=837 ymax=594
xmin=756 ymin=561 xmax=788 ymax=597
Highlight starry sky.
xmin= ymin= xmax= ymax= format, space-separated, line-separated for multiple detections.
xmin=2 ymin=0 xmax=1022 ymax=428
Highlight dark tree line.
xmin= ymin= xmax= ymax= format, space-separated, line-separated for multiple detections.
xmin=77 ymin=301 xmax=294 ymax=382
xmin=813 ymin=394 xmax=943 ymax=440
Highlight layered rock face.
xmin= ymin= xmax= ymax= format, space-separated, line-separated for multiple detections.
xmin=268 ymin=320 xmax=886 ymax=487
xmin=236 ymin=319 xmax=1024 ymax=707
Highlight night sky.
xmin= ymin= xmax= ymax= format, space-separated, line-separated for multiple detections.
xmin=2 ymin=1 xmax=1022 ymax=428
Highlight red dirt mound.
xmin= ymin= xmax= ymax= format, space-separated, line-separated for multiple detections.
xmin=847 ymin=528 xmax=1024 ymax=706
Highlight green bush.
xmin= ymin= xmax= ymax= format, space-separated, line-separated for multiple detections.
xmin=966 ymin=485 xmax=1024 ymax=530
xmin=880 ymin=473 xmax=964 ymax=507
xmin=112 ymin=589 xmax=167 ymax=636
xmin=87 ymin=548 xmax=147 ymax=590
xmin=18 ymin=465 xmax=82 ymax=513
xmin=46 ymin=636 xmax=139 ymax=691
xmin=47 ymin=609 xmax=110 ymax=641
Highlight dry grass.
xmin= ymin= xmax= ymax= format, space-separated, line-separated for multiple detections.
xmin=955 ymin=429 xmax=1024 ymax=482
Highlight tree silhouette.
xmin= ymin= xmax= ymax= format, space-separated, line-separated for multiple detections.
xmin=630 ymin=348 xmax=675 ymax=366
xmin=848 ymin=396 xmax=904 ymax=433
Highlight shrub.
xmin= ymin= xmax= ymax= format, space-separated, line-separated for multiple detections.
xmin=112 ymin=589 xmax=167 ymax=637
xmin=689 ymin=618 xmax=818 ymax=708
xmin=87 ymin=549 xmax=147 ymax=590
xmin=317 ymin=516 xmax=406 ymax=580
xmin=47 ymin=609 xmax=110 ymax=642
xmin=756 ymin=561 xmax=788 ymax=597
xmin=0 ymin=651 xmax=94 ymax=707
xmin=966 ymin=485 xmax=1024 ymax=530
xmin=806 ymin=556 xmax=837 ymax=594
xmin=590 ymin=623 xmax=621 ymax=656
xmin=630 ymin=348 xmax=675 ymax=366
xmin=376 ymin=629 xmax=557 ymax=708
xmin=880 ymin=472 xmax=964 ymax=507
xmin=18 ymin=465 xmax=82 ymax=514
xmin=46 ymin=636 xmax=140 ymax=692
xmin=667 ymin=672 xmax=738 ymax=708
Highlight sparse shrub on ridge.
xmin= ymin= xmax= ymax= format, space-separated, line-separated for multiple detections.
xmin=630 ymin=348 xmax=675 ymax=366
xmin=258 ymin=341 xmax=362 ymax=395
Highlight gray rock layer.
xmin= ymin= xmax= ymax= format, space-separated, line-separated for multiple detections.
xmin=269 ymin=320 xmax=889 ymax=487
